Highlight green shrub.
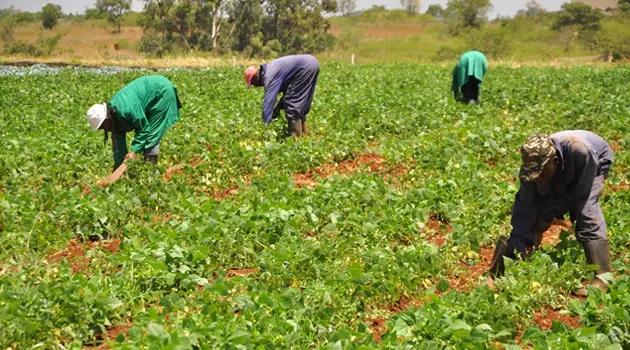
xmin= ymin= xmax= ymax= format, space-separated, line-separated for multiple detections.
xmin=3 ymin=34 xmax=63 ymax=57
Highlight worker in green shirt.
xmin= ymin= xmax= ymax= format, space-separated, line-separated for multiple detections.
xmin=86 ymin=75 xmax=182 ymax=170
xmin=451 ymin=51 xmax=487 ymax=104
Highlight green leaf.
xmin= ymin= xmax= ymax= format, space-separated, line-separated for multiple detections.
xmin=227 ymin=330 xmax=250 ymax=342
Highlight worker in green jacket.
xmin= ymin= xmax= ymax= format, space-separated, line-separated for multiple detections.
xmin=86 ymin=75 xmax=182 ymax=170
xmin=451 ymin=51 xmax=488 ymax=104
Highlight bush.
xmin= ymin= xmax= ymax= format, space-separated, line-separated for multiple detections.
xmin=15 ymin=12 xmax=37 ymax=23
xmin=85 ymin=8 xmax=106 ymax=20
xmin=138 ymin=34 xmax=169 ymax=57
xmin=3 ymin=34 xmax=63 ymax=57
xmin=41 ymin=3 xmax=63 ymax=30
xmin=470 ymin=27 xmax=512 ymax=58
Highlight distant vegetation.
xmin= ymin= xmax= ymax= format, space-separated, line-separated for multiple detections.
xmin=0 ymin=0 xmax=629 ymax=63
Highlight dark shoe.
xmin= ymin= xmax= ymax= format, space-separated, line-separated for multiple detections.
xmin=576 ymin=240 xmax=611 ymax=296
xmin=144 ymin=155 xmax=158 ymax=164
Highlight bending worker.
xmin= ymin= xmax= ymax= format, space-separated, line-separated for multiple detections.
xmin=244 ymin=54 xmax=320 ymax=137
xmin=487 ymin=131 xmax=614 ymax=296
xmin=451 ymin=50 xmax=487 ymax=104
xmin=86 ymin=75 xmax=182 ymax=170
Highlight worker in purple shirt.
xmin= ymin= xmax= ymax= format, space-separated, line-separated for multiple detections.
xmin=244 ymin=55 xmax=320 ymax=138
xmin=486 ymin=131 xmax=614 ymax=297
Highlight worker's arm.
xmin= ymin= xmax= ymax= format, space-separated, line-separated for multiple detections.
xmin=111 ymin=130 xmax=128 ymax=170
xmin=508 ymin=181 xmax=540 ymax=253
xmin=262 ymin=77 xmax=283 ymax=125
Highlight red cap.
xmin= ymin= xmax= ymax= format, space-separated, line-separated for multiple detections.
xmin=244 ymin=66 xmax=258 ymax=88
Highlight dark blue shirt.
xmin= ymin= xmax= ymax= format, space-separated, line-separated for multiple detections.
xmin=511 ymin=130 xmax=614 ymax=240
xmin=260 ymin=55 xmax=319 ymax=124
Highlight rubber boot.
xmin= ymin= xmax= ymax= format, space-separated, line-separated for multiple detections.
xmin=302 ymin=120 xmax=308 ymax=137
xmin=144 ymin=154 xmax=158 ymax=164
xmin=576 ymin=240 xmax=611 ymax=297
xmin=287 ymin=118 xmax=303 ymax=138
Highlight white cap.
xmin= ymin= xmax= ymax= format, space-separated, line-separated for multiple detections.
xmin=86 ymin=103 xmax=107 ymax=131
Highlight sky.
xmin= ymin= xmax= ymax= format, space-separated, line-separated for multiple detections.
xmin=0 ymin=0 xmax=570 ymax=17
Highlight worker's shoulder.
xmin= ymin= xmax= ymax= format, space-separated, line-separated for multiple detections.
xmin=554 ymin=133 xmax=591 ymax=157
xmin=552 ymin=131 xmax=600 ymax=152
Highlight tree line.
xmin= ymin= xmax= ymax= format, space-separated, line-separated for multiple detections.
xmin=1 ymin=0 xmax=630 ymax=59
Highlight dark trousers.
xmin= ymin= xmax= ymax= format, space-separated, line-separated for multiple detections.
xmin=461 ymin=77 xmax=480 ymax=102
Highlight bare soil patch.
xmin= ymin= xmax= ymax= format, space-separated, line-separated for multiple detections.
xmin=367 ymin=317 xmax=387 ymax=343
xmin=151 ymin=212 xmax=179 ymax=224
xmin=539 ymin=219 xmax=572 ymax=247
xmin=84 ymin=323 xmax=132 ymax=349
xmin=449 ymin=246 xmax=495 ymax=293
xmin=446 ymin=220 xmax=571 ymax=292
xmin=292 ymin=153 xmax=386 ymax=188
xmin=533 ymin=307 xmax=581 ymax=330
xmin=609 ymin=183 xmax=629 ymax=192
xmin=46 ymin=238 xmax=122 ymax=273
xmin=163 ymin=165 xmax=184 ymax=182
xmin=226 ymin=269 xmax=257 ymax=278
xmin=422 ymin=214 xmax=452 ymax=247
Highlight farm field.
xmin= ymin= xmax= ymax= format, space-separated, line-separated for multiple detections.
xmin=0 ymin=64 xmax=629 ymax=348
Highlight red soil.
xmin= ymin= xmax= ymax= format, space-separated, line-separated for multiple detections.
xmin=539 ymin=219 xmax=572 ymax=247
xmin=293 ymin=153 xmax=386 ymax=188
xmin=46 ymin=238 xmax=121 ymax=273
xmin=82 ymin=184 xmax=92 ymax=196
xmin=163 ymin=164 xmax=184 ymax=182
xmin=83 ymin=323 xmax=132 ymax=349
xmin=609 ymin=183 xmax=629 ymax=192
xmin=533 ymin=307 xmax=581 ymax=330
xmin=226 ymin=269 xmax=257 ymax=278
xmin=191 ymin=157 xmax=204 ymax=168
xmin=389 ymin=164 xmax=409 ymax=176
xmin=366 ymin=317 xmax=387 ymax=343
xmin=151 ymin=212 xmax=178 ymax=224
xmin=293 ymin=173 xmax=319 ymax=188
xmin=609 ymin=140 xmax=622 ymax=153
xmin=422 ymin=215 xmax=452 ymax=247
xmin=449 ymin=246 xmax=495 ymax=293
xmin=446 ymin=219 xmax=571 ymax=293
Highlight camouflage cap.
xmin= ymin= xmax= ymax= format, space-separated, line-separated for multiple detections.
xmin=519 ymin=134 xmax=556 ymax=182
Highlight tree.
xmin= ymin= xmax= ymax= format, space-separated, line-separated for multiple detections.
xmin=141 ymin=0 xmax=334 ymax=56
xmin=226 ymin=0 xmax=264 ymax=52
xmin=85 ymin=7 xmax=106 ymax=20
xmin=0 ymin=8 xmax=16 ymax=41
xmin=338 ymin=0 xmax=356 ymax=16
xmin=619 ymin=0 xmax=630 ymax=13
xmin=95 ymin=0 xmax=131 ymax=33
xmin=41 ymin=3 xmax=62 ymax=30
xmin=142 ymin=0 xmax=230 ymax=53
xmin=523 ymin=0 xmax=544 ymax=17
xmin=401 ymin=0 xmax=421 ymax=14
xmin=426 ymin=4 xmax=443 ymax=19
xmin=552 ymin=2 xmax=603 ymax=32
xmin=444 ymin=0 xmax=492 ymax=34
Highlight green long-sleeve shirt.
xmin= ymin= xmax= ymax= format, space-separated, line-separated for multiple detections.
xmin=451 ymin=51 xmax=488 ymax=92
xmin=109 ymin=75 xmax=182 ymax=168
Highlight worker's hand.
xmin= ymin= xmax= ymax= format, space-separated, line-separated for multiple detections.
xmin=273 ymin=104 xmax=282 ymax=120
xmin=124 ymin=152 xmax=136 ymax=161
